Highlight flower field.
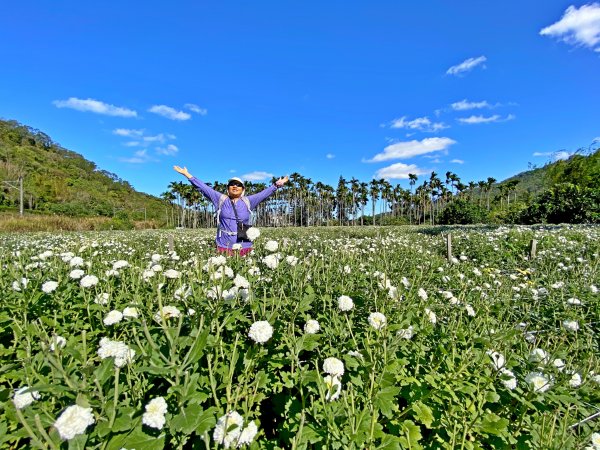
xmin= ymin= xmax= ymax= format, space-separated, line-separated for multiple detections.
xmin=1 ymin=225 xmax=599 ymax=449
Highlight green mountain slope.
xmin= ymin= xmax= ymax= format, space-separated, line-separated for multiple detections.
xmin=0 ymin=118 xmax=166 ymax=221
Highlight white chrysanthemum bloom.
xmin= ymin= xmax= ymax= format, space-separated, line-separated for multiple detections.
xmin=566 ymin=297 xmax=582 ymax=306
xmin=233 ymin=274 xmax=250 ymax=289
xmin=246 ymin=227 xmax=261 ymax=241
xmin=12 ymin=278 xmax=29 ymax=292
xmin=105 ymin=269 xmax=119 ymax=277
xmin=230 ymin=243 xmax=242 ymax=251
xmin=322 ymin=357 xmax=344 ymax=377
xmin=465 ymin=305 xmax=476 ymax=317
xmin=285 ymin=255 xmax=299 ymax=266
xmin=80 ymin=275 xmax=98 ymax=288
xmin=525 ymin=372 xmax=552 ymax=393
xmin=13 ymin=386 xmax=41 ymax=409
xmin=54 ymin=405 xmax=95 ymax=440
xmin=122 ymin=307 xmax=139 ymax=319
xmin=142 ymin=269 xmax=156 ymax=280
xmin=323 ymin=375 xmax=342 ymax=401
xmin=347 ymin=350 xmax=363 ymax=359
xmin=42 ymin=281 xmax=59 ymax=294
xmin=425 ymin=308 xmax=437 ymax=324
xmin=237 ymin=421 xmax=259 ymax=446
xmin=262 ymin=254 xmax=279 ymax=269
xmin=188 ymin=308 xmax=196 ymax=316
xmin=486 ymin=350 xmax=506 ymax=370
xmin=151 ymin=254 xmax=162 ymax=263
xmin=248 ymin=266 xmax=261 ymax=276
xmin=551 ymin=281 xmax=564 ymax=289
xmin=591 ymin=285 xmax=598 ymax=294
xmin=569 ymin=373 xmax=582 ymax=388
xmin=94 ymin=293 xmax=109 ymax=305
xmin=151 ymin=264 xmax=163 ymax=273
xmin=368 ymin=312 xmax=387 ymax=330
xmin=97 ymin=337 xmax=135 ymax=367
xmin=337 ymin=295 xmax=354 ymax=312
xmin=50 ymin=335 xmax=67 ymax=351
xmin=142 ymin=397 xmax=168 ymax=429
xmin=103 ymin=310 xmax=123 ymax=326
xmin=499 ymin=368 xmax=517 ymax=390
xmin=174 ymin=285 xmax=192 ymax=300
xmin=417 ymin=288 xmax=428 ymax=301
xmin=69 ymin=257 xmax=85 ymax=267
xmin=248 ymin=321 xmax=273 ymax=344
xmin=589 ymin=432 xmax=600 ymax=449
xmin=397 ymin=326 xmax=414 ymax=339
xmin=213 ymin=411 xmax=244 ymax=449
xmin=238 ymin=288 xmax=250 ymax=302
xmin=112 ymin=260 xmax=129 ymax=270
xmin=69 ymin=269 xmax=85 ymax=280
xmin=304 ymin=319 xmax=320 ymax=334
xmin=401 ymin=277 xmax=410 ymax=288
xmin=164 ymin=269 xmax=181 ymax=279
xmin=265 ymin=240 xmax=279 ymax=252
xmin=553 ymin=359 xmax=566 ymax=371
xmin=529 ymin=348 xmax=549 ymax=365
xmin=154 ymin=306 xmax=181 ymax=322
xmin=562 ymin=320 xmax=579 ymax=332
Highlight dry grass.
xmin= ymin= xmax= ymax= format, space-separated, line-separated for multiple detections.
xmin=0 ymin=213 xmax=162 ymax=232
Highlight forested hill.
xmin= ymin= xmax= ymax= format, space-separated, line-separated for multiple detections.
xmin=0 ymin=119 xmax=166 ymax=220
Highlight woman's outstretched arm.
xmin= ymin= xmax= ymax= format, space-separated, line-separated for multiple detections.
xmin=173 ymin=165 xmax=222 ymax=205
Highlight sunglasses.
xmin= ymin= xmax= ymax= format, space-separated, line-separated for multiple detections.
xmin=228 ymin=181 xmax=244 ymax=188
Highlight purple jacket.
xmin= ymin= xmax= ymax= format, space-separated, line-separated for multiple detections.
xmin=189 ymin=177 xmax=278 ymax=248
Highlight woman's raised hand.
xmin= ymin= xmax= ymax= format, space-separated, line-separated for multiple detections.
xmin=174 ymin=166 xmax=192 ymax=179
xmin=275 ymin=176 xmax=289 ymax=187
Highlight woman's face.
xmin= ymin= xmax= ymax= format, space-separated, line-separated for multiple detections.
xmin=227 ymin=181 xmax=244 ymax=198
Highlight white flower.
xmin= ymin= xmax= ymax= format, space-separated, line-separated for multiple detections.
xmin=368 ymin=312 xmax=387 ymax=330
xmin=562 ymin=320 xmax=579 ymax=332
xmin=553 ymin=358 xmax=566 ymax=371
xmin=417 ymin=288 xmax=428 ymax=300
xmin=54 ymin=405 xmax=95 ymax=440
xmin=103 ymin=310 xmax=123 ymax=326
xmin=174 ymin=285 xmax=192 ymax=300
xmin=499 ymin=368 xmax=517 ymax=390
xmin=105 ymin=269 xmax=120 ymax=277
xmin=248 ymin=321 xmax=273 ymax=344
xmin=569 ymin=373 xmax=582 ymax=388
xmin=69 ymin=257 xmax=84 ymax=267
xmin=285 ymin=255 xmax=299 ymax=266
xmin=68 ymin=269 xmax=84 ymax=279
xmin=246 ymin=227 xmax=261 ymax=241
xmin=323 ymin=375 xmax=342 ymax=401
xmin=304 ymin=319 xmax=320 ymax=334
xmin=525 ymin=372 xmax=552 ymax=393
xmin=262 ymin=254 xmax=279 ymax=269
xmin=529 ymin=348 xmax=549 ymax=365
xmin=154 ymin=306 xmax=181 ymax=322
xmin=213 ymin=411 xmax=244 ymax=449
xmin=95 ymin=293 xmax=109 ymax=305
xmin=164 ymin=269 xmax=181 ymax=279
xmin=233 ymin=274 xmax=250 ymax=289
xmin=590 ymin=432 xmax=600 ymax=449
xmin=80 ymin=275 xmax=99 ymax=288
xmin=13 ymin=386 xmax=41 ymax=409
xmin=337 ymin=295 xmax=354 ymax=312
xmin=42 ymin=281 xmax=59 ymax=294
xmin=232 ymin=243 xmax=242 ymax=251
xmin=12 ymin=278 xmax=29 ymax=292
xmin=465 ymin=305 xmax=476 ymax=317
xmin=401 ymin=277 xmax=411 ymax=288
xmin=322 ymin=357 xmax=344 ymax=377
xmin=265 ymin=240 xmax=279 ymax=252
xmin=97 ymin=337 xmax=135 ymax=367
xmin=151 ymin=264 xmax=163 ymax=273
xmin=425 ymin=308 xmax=437 ymax=324
xmin=112 ymin=260 xmax=129 ymax=270
xmin=142 ymin=269 xmax=155 ymax=280
xmin=151 ymin=254 xmax=162 ymax=263
xmin=50 ymin=335 xmax=67 ymax=351
xmin=551 ymin=281 xmax=564 ymax=289
xmin=142 ymin=397 xmax=168 ymax=430
xmin=591 ymin=285 xmax=598 ymax=294
xmin=566 ymin=297 xmax=582 ymax=306
xmin=486 ymin=350 xmax=506 ymax=370
xmin=237 ymin=421 xmax=259 ymax=446
xmin=122 ymin=307 xmax=139 ymax=319
xmin=397 ymin=326 xmax=414 ymax=339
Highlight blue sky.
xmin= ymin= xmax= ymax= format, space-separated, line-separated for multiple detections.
xmin=1 ymin=1 xmax=599 ymax=196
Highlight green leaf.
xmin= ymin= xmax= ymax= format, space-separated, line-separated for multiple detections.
xmin=375 ymin=386 xmax=400 ymax=418
xmin=93 ymin=358 xmax=114 ymax=386
xmin=67 ymin=433 xmax=88 ymax=450
xmin=479 ymin=413 xmax=509 ymax=436
xmin=182 ymin=326 xmax=209 ymax=368
xmin=399 ymin=420 xmax=422 ymax=449
xmin=170 ymin=404 xmax=216 ymax=435
xmin=106 ymin=428 xmax=166 ymax=450
xmin=412 ymin=401 xmax=434 ymax=428
xmin=485 ymin=391 xmax=500 ymax=403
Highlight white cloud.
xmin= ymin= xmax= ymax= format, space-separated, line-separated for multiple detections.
xmin=374 ymin=163 xmax=428 ymax=180
xmin=326 ymin=153 xmax=335 ymax=159
xmin=390 ymin=116 xmax=448 ymax=132
xmin=533 ymin=150 xmax=573 ymax=161
xmin=451 ymin=159 xmax=464 ymax=164
xmin=123 ymin=141 xmax=140 ymax=147
xmin=118 ymin=149 xmax=157 ymax=164
xmin=240 ymin=171 xmax=274 ymax=181
xmin=184 ymin=103 xmax=208 ymax=115
xmin=540 ymin=3 xmax=600 ymax=52
xmin=113 ymin=128 xmax=144 ymax=137
xmin=458 ymin=114 xmax=515 ymax=124
xmin=148 ymin=105 xmax=191 ymax=121
xmin=143 ymin=133 xmax=167 ymax=143
xmin=156 ymin=144 xmax=179 ymax=156
xmin=451 ymin=99 xmax=491 ymax=110
xmin=365 ymin=137 xmax=456 ymax=162
xmin=446 ymin=56 xmax=487 ymax=76
xmin=53 ymin=97 xmax=137 ymax=117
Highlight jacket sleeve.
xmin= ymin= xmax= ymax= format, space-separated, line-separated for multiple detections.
xmin=188 ymin=177 xmax=223 ymax=206
xmin=246 ymin=185 xmax=278 ymax=209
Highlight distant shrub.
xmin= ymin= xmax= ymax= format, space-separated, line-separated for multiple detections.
xmin=439 ymin=199 xmax=487 ymax=225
